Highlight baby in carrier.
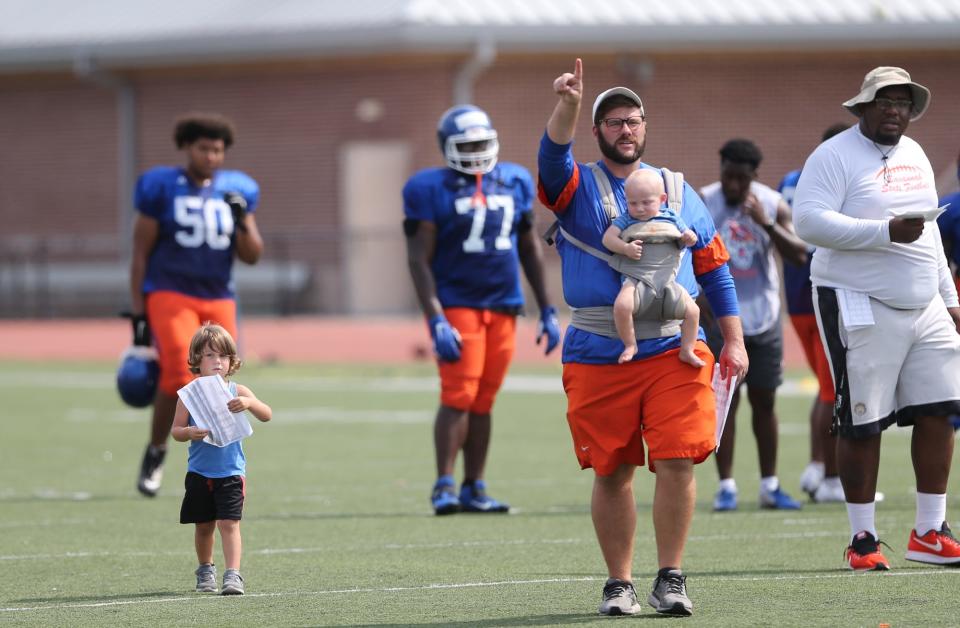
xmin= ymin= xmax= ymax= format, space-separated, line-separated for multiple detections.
xmin=601 ymin=169 xmax=704 ymax=366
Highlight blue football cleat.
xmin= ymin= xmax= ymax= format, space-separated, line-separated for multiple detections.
xmin=431 ymin=476 xmax=460 ymax=516
xmin=713 ymin=488 xmax=738 ymax=512
xmin=760 ymin=487 xmax=802 ymax=510
xmin=459 ymin=480 xmax=509 ymax=513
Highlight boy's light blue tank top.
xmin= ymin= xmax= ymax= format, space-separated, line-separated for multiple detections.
xmin=186 ymin=380 xmax=246 ymax=478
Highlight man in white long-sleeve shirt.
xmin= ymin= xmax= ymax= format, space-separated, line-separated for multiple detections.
xmin=794 ymin=66 xmax=960 ymax=572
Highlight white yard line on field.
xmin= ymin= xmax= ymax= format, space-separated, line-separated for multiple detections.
xmin=4 ymin=570 xmax=960 ymax=614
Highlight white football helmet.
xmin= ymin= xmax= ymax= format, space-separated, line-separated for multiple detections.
xmin=436 ymin=105 xmax=499 ymax=175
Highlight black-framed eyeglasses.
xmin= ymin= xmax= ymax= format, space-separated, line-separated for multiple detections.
xmin=873 ymin=97 xmax=913 ymax=113
xmin=600 ymin=116 xmax=646 ymax=131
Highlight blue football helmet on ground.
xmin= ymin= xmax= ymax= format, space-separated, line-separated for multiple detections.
xmin=117 ymin=346 xmax=159 ymax=408
xmin=436 ymin=105 xmax=499 ymax=175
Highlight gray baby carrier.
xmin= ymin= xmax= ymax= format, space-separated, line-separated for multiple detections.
xmin=543 ymin=163 xmax=687 ymax=340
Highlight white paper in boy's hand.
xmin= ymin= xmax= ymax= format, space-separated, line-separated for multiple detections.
xmin=177 ymin=375 xmax=252 ymax=447
xmin=712 ymin=364 xmax=737 ymax=453
xmin=892 ymin=203 xmax=949 ymax=222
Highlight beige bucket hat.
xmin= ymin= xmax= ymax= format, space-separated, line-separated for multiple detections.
xmin=842 ymin=66 xmax=931 ymax=121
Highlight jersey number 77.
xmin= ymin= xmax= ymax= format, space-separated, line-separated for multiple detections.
xmin=455 ymin=194 xmax=515 ymax=253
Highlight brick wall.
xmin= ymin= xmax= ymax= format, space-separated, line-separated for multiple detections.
xmin=0 ymin=76 xmax=119 ymax=240
xmin=1 ymin=49 xmax=958 ymax=315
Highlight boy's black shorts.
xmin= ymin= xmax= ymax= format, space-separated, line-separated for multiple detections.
xmin=180 ymin=472 xmax=245 ymax=524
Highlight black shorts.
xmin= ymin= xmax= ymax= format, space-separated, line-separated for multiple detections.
xmin=180 ymin=472 xmax=245 ymax=524
xmin=706 ymin=321 xmax=783 ymax=390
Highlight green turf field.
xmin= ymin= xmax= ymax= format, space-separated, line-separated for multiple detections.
xmin=1 ymin=360 xmax=959 ymax=627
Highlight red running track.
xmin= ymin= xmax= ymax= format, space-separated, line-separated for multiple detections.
xmin=0 ymin=317 xmax=806 ymax=367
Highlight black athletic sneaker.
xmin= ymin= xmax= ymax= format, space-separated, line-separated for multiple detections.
xmin=137 ymin=444 xmax=165 ymax=497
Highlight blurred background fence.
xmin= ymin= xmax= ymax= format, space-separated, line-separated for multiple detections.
xmin=0 ymin=231 xmax=330 ymax=318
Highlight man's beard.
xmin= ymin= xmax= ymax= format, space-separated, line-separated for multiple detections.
xmin=873 ymin=130 xmax=902 ymax=146
xmin=597 ymin=133 xmax=645 ymax=165
xmin=862 ymin=117 xmax=903 ymax=147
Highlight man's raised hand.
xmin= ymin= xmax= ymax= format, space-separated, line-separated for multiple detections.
xmin=553 ymin=58 xmax=583 ymax=104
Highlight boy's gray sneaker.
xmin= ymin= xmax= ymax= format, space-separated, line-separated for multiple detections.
xmin=598 ymin=578 xmax=641 ymax=615
xmin=195 ymin=563 xmax=217 ymax=593
xmin=221 ymin=569 xmax=245 ymax=595
xmin=648 ymin=569 xmax=693 ymax=616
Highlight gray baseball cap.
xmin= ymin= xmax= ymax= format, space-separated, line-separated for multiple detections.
xmin=592 ymin=86 xmax=644 ymax=123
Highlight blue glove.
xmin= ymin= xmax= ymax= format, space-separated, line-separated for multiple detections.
xmin=536 ymin=306 xmax=561 ymax=355
xmin=429 ymin=314 xmax=462 ymax=362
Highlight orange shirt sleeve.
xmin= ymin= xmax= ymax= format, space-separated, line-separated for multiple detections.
xmin=693 ymin=233 xmax=730 ymax=276
xmin=536 ymin=164 xmax=581 ymax=214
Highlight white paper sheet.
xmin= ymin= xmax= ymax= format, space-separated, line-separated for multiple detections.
xmin=836 ymin=288 xmax=875 ymax=329
xmin=893 ymin=203 xmax=949 ymax=222
xmin=177 ymin=375 xmax=252 ymax=447
xmin=712 ymin=364 xmax=737 ymax=453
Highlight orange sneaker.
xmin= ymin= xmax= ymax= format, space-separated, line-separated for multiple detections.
xmin=905 ymin=523 xmax=960 ymax=565
xmin=845 ymin=531 xmax=891 ymax=571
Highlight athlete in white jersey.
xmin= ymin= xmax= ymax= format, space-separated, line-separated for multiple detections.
xmin=794 ymin=66 xmax=960 ymax=572
xmin=701 ymin=179 xmax=783 ymax=336
xmin=700 ymin=138 xmax=809 ymax=513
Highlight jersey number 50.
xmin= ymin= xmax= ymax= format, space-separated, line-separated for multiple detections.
xmin=173 ymin=196 xmax=234 ymax=250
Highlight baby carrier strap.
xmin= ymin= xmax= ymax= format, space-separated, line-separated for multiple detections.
xmin=542 ymin=163 xmax=687 ymax=339
xmin=542 ymin=162 xmax=684 ymax=251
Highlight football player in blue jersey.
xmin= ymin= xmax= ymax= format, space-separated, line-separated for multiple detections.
xmin=936 ymin=149 xmax=960 ymax=432
xmin=404 ymin=104 xmax=561 ymax=516
xmin=130 ymin=113 xmax=264 ymax=497
xmin=937 ymin=149 xmax=960 ymax=293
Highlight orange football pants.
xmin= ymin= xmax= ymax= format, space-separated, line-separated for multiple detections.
xmin=436 ymin=307 xmax=516 ymax=414
xmin=146 ymin=291 xmax=237 ymax=396
xmin=790 ymin=314 xmax=835 ymax=403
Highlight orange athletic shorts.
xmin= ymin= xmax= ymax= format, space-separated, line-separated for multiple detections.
xmin=790 ymin=314 xmax=835 ymax=403
xmin=436 ymin=307 xmax=517 ymax=414
xmin=562 ymin=342 xmax=716 ymax=475
xmin=146 ymin=291 xmax=237 ymax=396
